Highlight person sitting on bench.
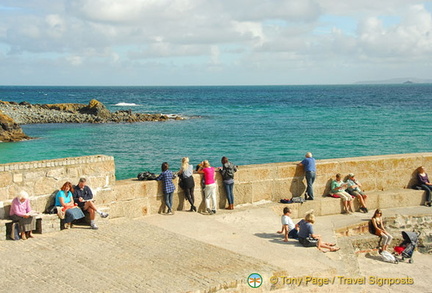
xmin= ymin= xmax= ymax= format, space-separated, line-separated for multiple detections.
xmin=73 ymin=178 xmax=108 ymax=230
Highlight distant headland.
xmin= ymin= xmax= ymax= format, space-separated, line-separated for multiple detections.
xmin=0 ymin=99 xmax=185 ymax=142
xmin=354 ymin=77 xmax=432 ymax=84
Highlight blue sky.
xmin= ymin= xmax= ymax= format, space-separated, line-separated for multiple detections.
xmin=0 ymin=0 xmax=431 ymax=86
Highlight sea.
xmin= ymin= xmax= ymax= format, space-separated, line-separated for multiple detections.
xmin=0 ymin=84 xmax=431 ymax=180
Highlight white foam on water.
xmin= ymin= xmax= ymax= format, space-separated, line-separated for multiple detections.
xmin=114 ymin=102 xmax=139 ymax=106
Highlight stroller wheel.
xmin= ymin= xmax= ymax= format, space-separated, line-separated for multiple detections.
xmin=409 ymin=259 xmax=413 ymax=264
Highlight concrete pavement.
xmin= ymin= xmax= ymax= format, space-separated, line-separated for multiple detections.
xmin=1 ymin=202 xmax=431 ymax=292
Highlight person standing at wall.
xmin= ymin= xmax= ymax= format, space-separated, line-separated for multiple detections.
xmin=156 ymin=162 xmax=176 ymax=215
xmin=178 ymin=157 xmax=196 ymax=212
xmin=298 ymin=152 xmax=316 ymax=200
xmin=198 ymin=160 xmax=218 ymax=214
xmin=219 ymin=156 xmax=238 ymax=210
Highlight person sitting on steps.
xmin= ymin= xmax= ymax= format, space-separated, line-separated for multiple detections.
xmin=346 ymin=173 xmax=368 ymax=213
xmin=330 ymin=173 xmax=354 ymax=214
xmin=371 ymin=209 xmax=393 ymax=252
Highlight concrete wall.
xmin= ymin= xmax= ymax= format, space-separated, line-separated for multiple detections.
xmin=0 ymin=155 xmax=115 ymax=218
xmin=1 ymin=152 xmax=431 ymax=220
xmin=117 ymin=152 xmax=432 ymax=216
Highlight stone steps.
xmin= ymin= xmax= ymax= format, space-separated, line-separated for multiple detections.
xmin=334 ymin=208 xmax=432 ymax=255
xmin=278 ymin=188 xmax=425 ymax=219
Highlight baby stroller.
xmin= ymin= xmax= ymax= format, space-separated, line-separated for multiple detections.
xmin=393 ymin=231 xmax=420 ymax=263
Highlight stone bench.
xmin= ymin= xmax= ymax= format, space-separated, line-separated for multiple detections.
xmin=275 ymin=188 xmax=425 ymax=218
xmin=1 ymin=205 xmax=111 ymax=241
xmin=0 ymin=214 xmax=61 ymax=241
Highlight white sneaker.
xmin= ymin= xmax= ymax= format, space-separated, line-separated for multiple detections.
xmin=100 ymin=212 xmax=109 ymax=218
xmin=90 ymin=223 xmax=99 ymax=230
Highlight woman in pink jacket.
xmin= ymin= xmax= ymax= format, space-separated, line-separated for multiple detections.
xmin=198 ymin=160 xmax=218 ymax=214
xmin=9 ymin=191 xmax=37 ymax=240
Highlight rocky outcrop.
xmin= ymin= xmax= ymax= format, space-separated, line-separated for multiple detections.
xmin=0 ymin=111 xmax=30 ymax=142
xmin=79 ymin=99 xmax=112 ymax=119
xmin=0 ymin=99 xmax=185 ymax=125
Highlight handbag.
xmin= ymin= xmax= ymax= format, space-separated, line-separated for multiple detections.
xmin=299 ymin=236 xmax=318 ymax=247
xmin=56 ymin=207 xmax=68 ymax=219
xmin=10 ymin=222 xmax=20 ymax=240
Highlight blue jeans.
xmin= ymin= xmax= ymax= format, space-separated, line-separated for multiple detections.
xmin=420 ymin=184 xmax=432 ymax=202
xmin=288 ymin=229 xmax=298 ymax=239
xmin=305 ymin=171 xmax=316 ymax=199
xmin=164 ymin=192 xmax=173 ymax=211
xmin=224 ymin=182 xmax=234 ymax=204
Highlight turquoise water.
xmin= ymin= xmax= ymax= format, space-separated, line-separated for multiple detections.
xmin=0 ymin=84 xmax=431 ymax=179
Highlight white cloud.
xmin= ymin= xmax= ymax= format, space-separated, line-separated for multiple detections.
xmin=0 ymin=0 xmax=431 ymax=85
xmin=66 ymin=55 xmax=82 ymax=66
xmin=356 ymin=5 xmax=432 ymax=60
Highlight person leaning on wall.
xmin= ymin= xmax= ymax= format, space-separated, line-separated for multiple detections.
xmin=178 ymin=157 xmax=196 ymax=212
xmin=298 ymin=152 xmax=316 ymax=200
xmin=219 ymin=156 xmax=238 ymax=210
xmin=198 ymin=160 xmax=218 ymax=215
xmin=156 ymin=162 xmax=176 ymax=215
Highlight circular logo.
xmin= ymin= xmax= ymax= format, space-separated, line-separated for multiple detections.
xmin=247 ymin=273 xmax=263 ymax=288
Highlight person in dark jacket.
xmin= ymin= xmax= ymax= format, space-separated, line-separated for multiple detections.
xmin=178 ymin=157 xmax=196 ymax=212
xmin=73 ymin=178 xmax=108 ymax=230
xmin=219 ymin=156 xmax=238 ymax=210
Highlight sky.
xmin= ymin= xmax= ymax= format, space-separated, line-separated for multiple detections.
xmin=0 ymin=0 xmax=431 ymax=86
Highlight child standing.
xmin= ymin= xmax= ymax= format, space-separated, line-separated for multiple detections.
xmin=277 ymin=207 xmax=298 ymax=241
xmin=156 ymin=162 xmax=176 ymax=215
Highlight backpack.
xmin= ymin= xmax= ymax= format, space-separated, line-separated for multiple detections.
xmin=45 ymin=191 xmax=58 ymax=214
xmin=292 ymin=197 xmax=305 ymax=203
xmin=368 ymin=220 xmax=376 ymax=235
xmin=279 ymin=198 xmax=292 ymax=204
xmin=137 ymin=171 xmax=157 ymax=181
xmin=220 ymin=163 xmax=236 ymax=180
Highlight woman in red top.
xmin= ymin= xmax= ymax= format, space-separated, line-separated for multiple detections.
xmin=198 ymin=160 xmax=217 ymax=214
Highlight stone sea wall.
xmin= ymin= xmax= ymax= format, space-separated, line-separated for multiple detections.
xmin=128 ymin=152 xmax=431 ymax=217
xmin=0 ymin=155 xmax=115 ymax=218
xmin=0 ymin=152 xmax=431 ymax=220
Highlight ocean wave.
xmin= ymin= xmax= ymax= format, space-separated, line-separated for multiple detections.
xmin=114 ymin=102 xmax=139 ymax=106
